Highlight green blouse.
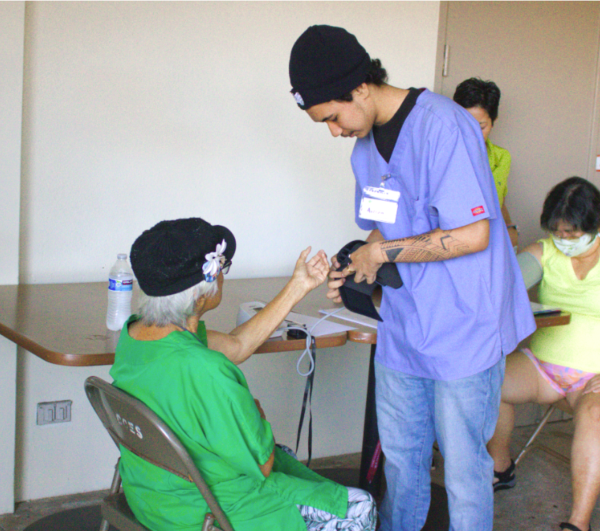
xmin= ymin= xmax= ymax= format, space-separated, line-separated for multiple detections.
xmin=109 ymin=317 xmax=347 ymax=531
xmin=486 ymin=139 xmax=511 ymax=207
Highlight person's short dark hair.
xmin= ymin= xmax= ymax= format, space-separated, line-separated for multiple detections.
xmin=335 ymin=59 xmax=389 ymax=102
xmin=540 ymin=176 xmax=600 ymax=235
xmin=453 ymin=78 xmax=501 ymax=123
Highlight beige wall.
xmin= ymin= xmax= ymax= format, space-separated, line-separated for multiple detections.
xmin=4 ymin=1 xmax=441 ymax=503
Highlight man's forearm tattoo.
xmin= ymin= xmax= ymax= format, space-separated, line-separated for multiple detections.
xmin=380 ymin=230 xmax=469 ymax=263
xmin=385 ymin=248 xmax=403 ymax=262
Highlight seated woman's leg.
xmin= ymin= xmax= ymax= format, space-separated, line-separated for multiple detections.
xmin=298 ymin=487 xmax=377 ymax=531
xmin=275 ymin=445 xmax=377 ymax=531
xmin=564 ymin=380 xmax=600 ymax=531
xmin=487 ymin=349 xmax=564 ymax=477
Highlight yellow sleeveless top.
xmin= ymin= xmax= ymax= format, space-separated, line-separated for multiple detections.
xmin=530 ymin=237 xmax=600 ymax=372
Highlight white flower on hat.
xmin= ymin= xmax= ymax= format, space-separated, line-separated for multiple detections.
xmin=202 ymin=239 xmax=227 ymax=283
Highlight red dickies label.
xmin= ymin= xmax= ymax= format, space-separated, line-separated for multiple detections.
xmin=471 ymin=206 xmax=485 ymax=216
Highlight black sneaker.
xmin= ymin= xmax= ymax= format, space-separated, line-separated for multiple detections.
xmin=559 ymin=523 xmax=592 ymax=531
xmin=493 ymin=459 xmax=516 ymax=492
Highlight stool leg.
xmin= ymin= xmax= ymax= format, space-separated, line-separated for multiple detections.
xmin=359 ymin=345 xmax=383 ymax=497
xmin=515 ymin=405 xmax=556 ymax=465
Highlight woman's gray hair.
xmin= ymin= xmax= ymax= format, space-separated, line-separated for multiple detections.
xmin=137 ymin=278 xmax=218 ymax=328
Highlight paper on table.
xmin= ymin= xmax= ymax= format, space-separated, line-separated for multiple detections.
xmin=282 ymin=310 xmax=356 ymax=337
xmin=530 ymin=301 xmax=562 ymax=315
xmin=319 ymin=307 xmax=379 ymax=330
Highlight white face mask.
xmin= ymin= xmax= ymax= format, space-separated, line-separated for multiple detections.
xmin=552 ymin=232 xmax=599 ymax=257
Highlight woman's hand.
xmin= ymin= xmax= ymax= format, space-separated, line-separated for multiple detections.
xmin=254 ymin=398 xmax=266 ymax=419
xmin=291 ymin=247 xmax=329 ymax=294
xmin=583 ymin=375 xmax=600 ymax=394
xmin=209 ymin=246 xmax=329 ymax=365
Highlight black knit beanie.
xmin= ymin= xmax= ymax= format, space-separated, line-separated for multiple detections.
xmin=130 ymin=218 xmax=236 ymax=297
xmin=289 ymin=25 xmax=371 ymax=110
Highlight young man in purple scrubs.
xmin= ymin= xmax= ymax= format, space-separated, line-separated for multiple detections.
xmin=289 ymin=25 xmax=535 ymax=531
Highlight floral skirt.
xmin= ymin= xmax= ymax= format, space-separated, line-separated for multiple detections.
xmin=276 ymin=444 xmax=377 ymax=531
xmin=299 ymin=487 xmax=377 ymax=531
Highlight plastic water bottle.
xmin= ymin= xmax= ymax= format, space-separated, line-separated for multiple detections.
xmin=106 ymin=254 xmax=134 ymax=331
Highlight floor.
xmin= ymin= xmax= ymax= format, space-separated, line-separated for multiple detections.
xmin=1 ymin=420 xmax=598 ymax=531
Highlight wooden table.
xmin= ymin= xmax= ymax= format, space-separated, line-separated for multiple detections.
xmin=0 ymin=278 xmax=347 ymax=367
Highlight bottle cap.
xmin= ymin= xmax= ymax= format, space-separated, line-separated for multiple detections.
xmin=117 ymin=253 xmax=128 ymax=260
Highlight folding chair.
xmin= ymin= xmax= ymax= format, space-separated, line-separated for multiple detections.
xmin=84 ymin=376 xmax=234 ymax=531
xmin=514 ymin=399 xmax=573 ymax=465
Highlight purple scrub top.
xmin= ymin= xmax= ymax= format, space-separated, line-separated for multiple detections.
xmin=351 ymin=90 xmax=535 ymax=380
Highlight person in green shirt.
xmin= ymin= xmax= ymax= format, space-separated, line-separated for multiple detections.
xmin=454 ymin=78 xmax=519 ymax=250
xmin=109 ymin=217 xmax=377 ymax=531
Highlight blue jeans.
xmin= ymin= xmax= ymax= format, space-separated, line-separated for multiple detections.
xmin=375 ymin=357 xmax=505 ymax=531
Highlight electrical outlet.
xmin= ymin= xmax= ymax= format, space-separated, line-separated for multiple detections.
xmin=37 ymin=400 xmax=72 ymax=425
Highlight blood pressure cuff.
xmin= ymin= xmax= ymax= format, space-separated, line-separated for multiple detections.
xmin=517 ymin=251 xmax=543 ymax=290
xmin=336 ymin=240 xmax=403 ymax=322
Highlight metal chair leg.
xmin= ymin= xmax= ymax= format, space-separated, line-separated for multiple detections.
xmin=99 ymin=459 xmax=122 ymax=531
xmin=514 ymin=404 xmax=556 ymax=465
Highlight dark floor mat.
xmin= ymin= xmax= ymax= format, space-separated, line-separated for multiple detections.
xmin=23 ymin=505 xmax=116 ymax=531
xmin=24 ymin=470 xmax=448 ymax=531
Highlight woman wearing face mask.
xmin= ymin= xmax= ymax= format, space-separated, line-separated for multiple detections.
xmin=488 ymin=176 xmax=600 ymax=531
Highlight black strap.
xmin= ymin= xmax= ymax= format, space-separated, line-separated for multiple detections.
xmin=295 ymin=337 xmax=317 ymax=467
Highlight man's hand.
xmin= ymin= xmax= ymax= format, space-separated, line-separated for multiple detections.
xmin=583 ymin=375 xmax=600 ymax=395
xmin=327 ymin=254 xmax=345 ymax=303
xmin=326 ymin=242 xmax=384 ymax=302
xmin=342 ymin=242 xmax=384 ymax=284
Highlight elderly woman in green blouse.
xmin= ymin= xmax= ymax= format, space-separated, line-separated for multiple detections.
xmin=454 ymin=78 xmax=518 ymax=250
xmin=109 ymin=217 xmax=377 ymax=531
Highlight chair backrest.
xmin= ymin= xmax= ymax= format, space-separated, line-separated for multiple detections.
xmin=85 ymin=376 xmax=234 ymax=531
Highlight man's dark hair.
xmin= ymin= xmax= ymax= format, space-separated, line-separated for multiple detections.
xmin=335 ymin=59 xmax=388 ymax=102
xmin=453 ymin=78 xmax=501 ymax=123
xmin=540 ymin=176 xmax=600 ymax=235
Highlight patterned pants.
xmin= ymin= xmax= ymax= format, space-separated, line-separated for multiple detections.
xmin=299 ymin=487 xmax=377 ymax=531
xmin=276 ymin=445 xmax=378 ymax=531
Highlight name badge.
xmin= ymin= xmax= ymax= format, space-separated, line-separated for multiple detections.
xmin=359 ymin=186 xmax=400 ymax=224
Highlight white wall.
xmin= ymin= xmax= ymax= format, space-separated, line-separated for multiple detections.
xmin=9 ymin=1 xmax=440 ymax=502
xmin=20 ymin=1 xmax=439 ymax=283
xmin=0 ymin=1 xmax=25 ymax=515
xmin=0 ymin=1 xmax=23 ymax=285
xmin=15 ymin=356 xmax=118 ymax=501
